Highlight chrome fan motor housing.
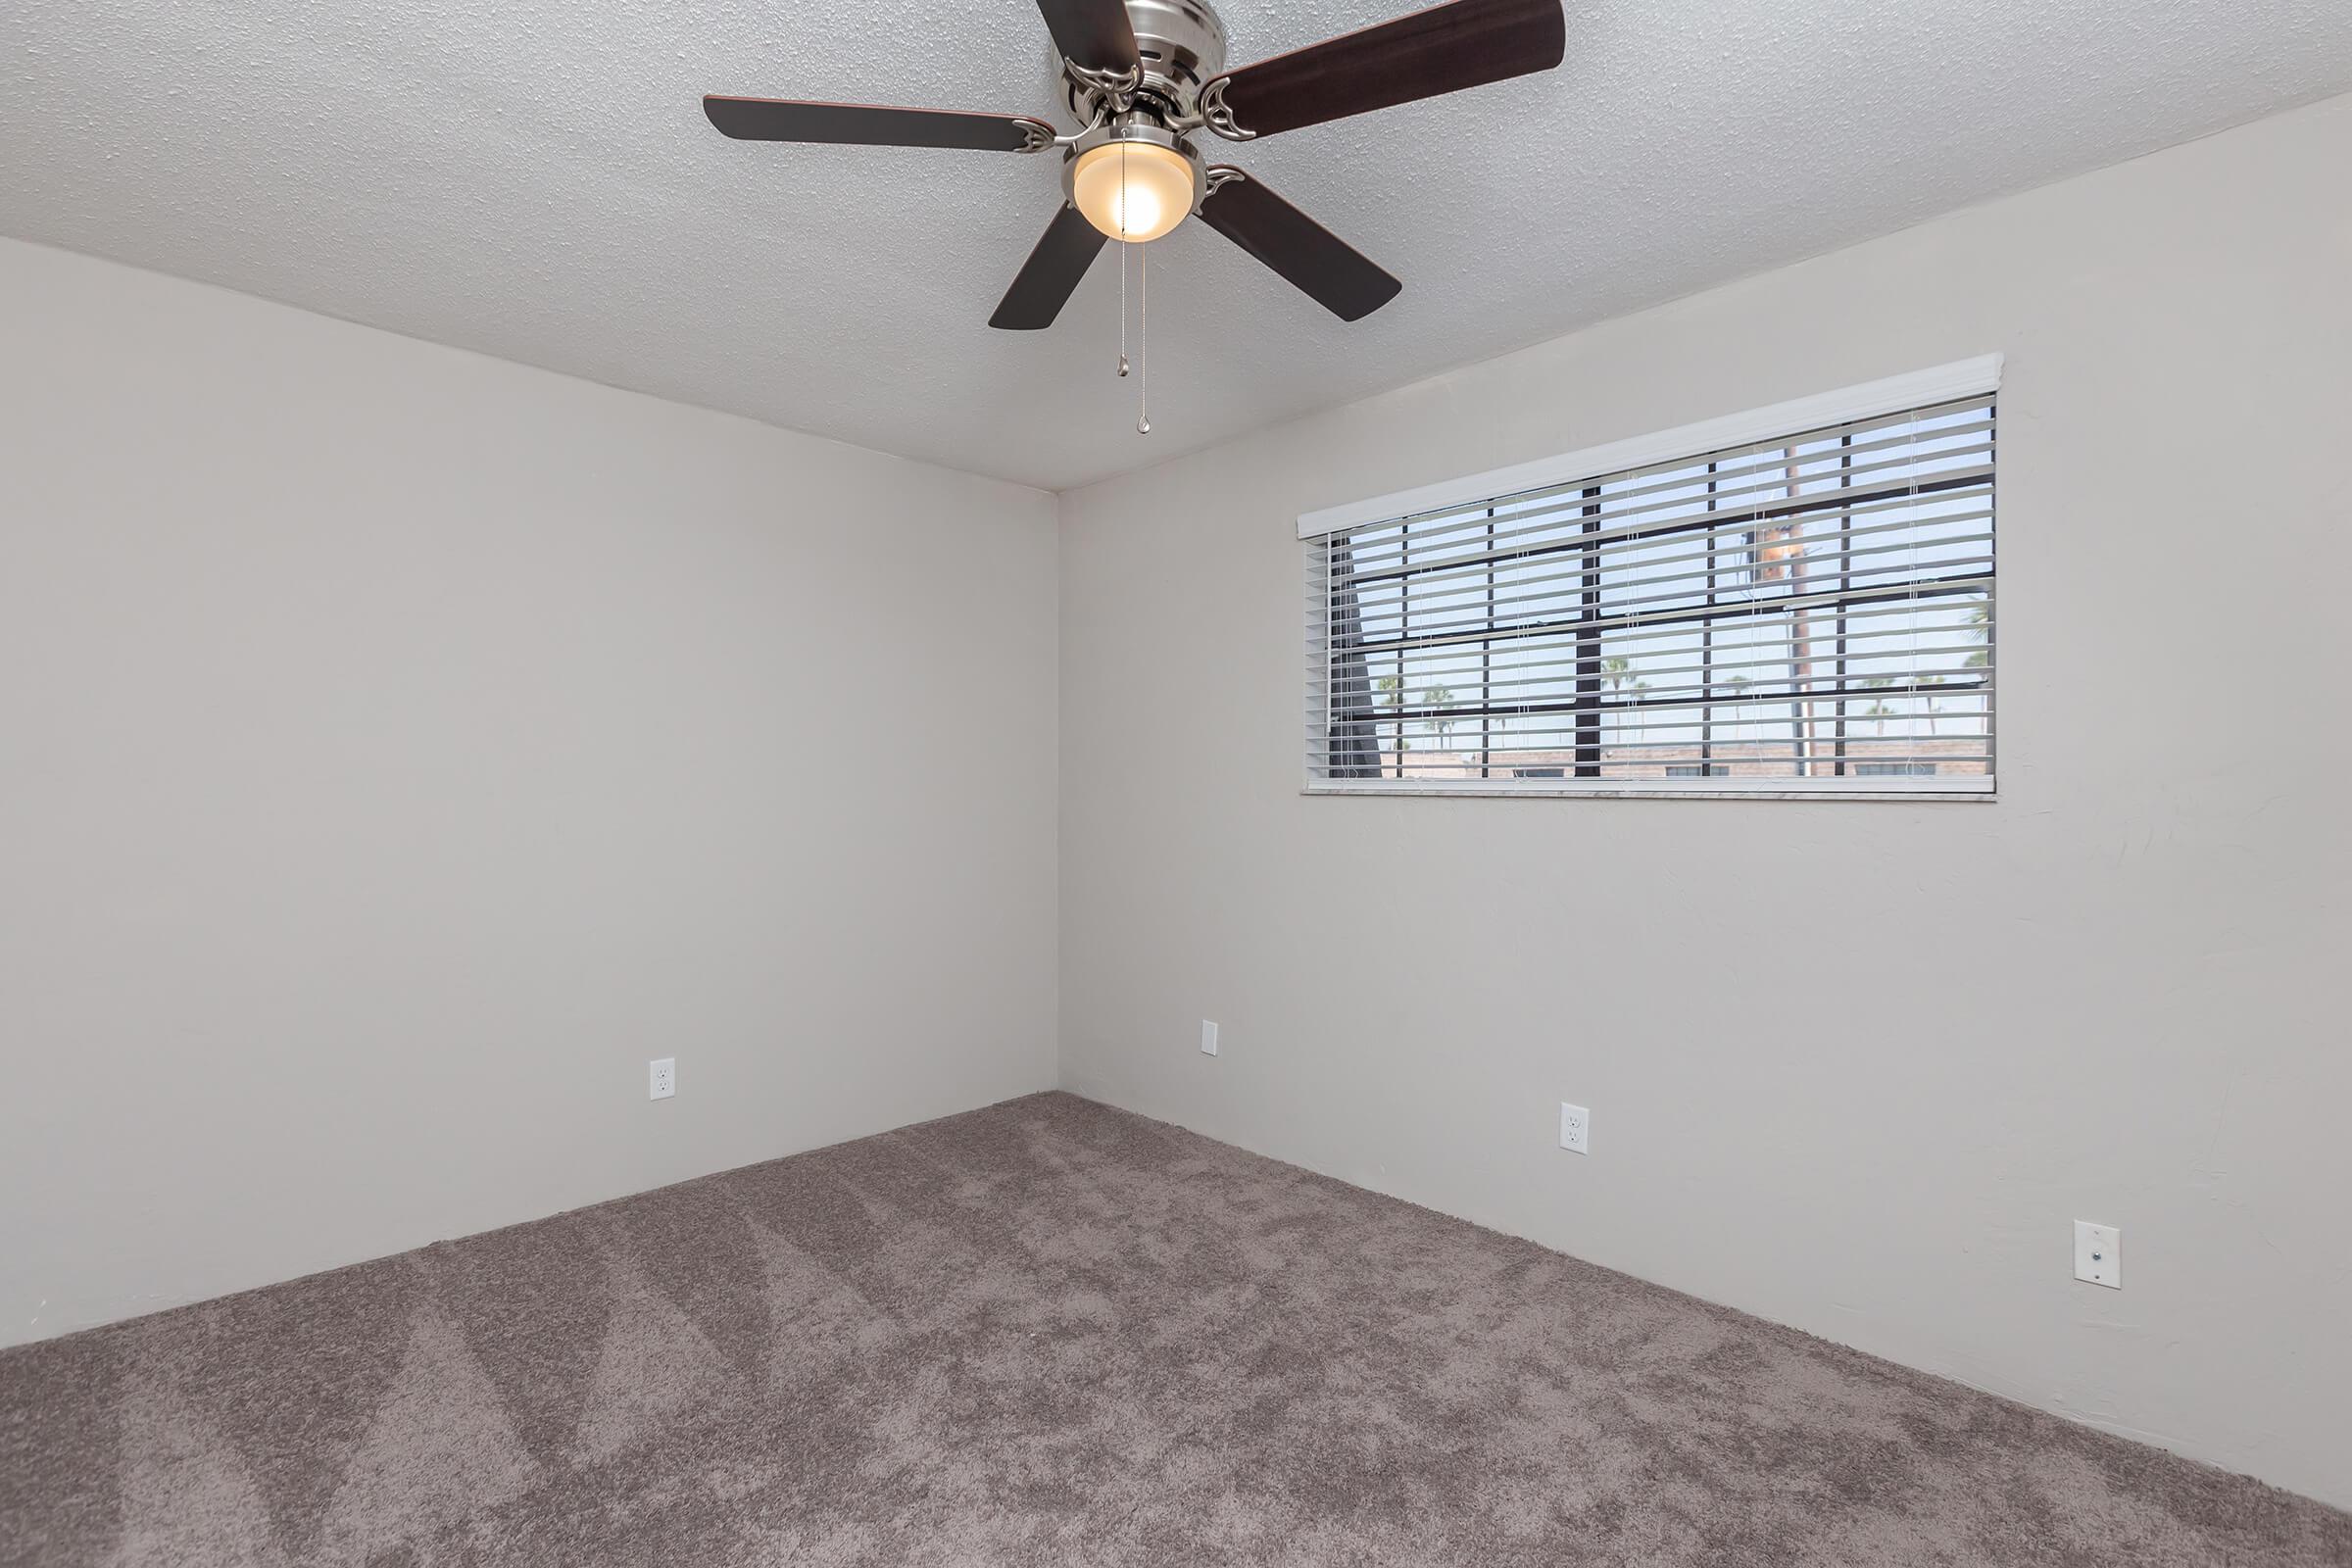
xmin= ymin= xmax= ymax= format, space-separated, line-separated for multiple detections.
xmin=1056 ymin=0 xmax=1229 ymax=123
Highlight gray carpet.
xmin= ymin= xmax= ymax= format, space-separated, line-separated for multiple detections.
xmin=1 ymin=1093 xmax=2343 ymax=1567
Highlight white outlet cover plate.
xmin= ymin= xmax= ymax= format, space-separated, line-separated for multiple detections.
xmin=1559 ymin=1102 xmax=1590 ymax=1154
xmin=1200 ymin=1020 xmax=1219 ymax=1057
xmin=2074 ymin=1219 xmax=2120 ymax=1289
xmin=649 ymin=1057 xmax=675 ymax=1101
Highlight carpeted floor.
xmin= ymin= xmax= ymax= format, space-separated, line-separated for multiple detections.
xmin=2 ymin=1093 xmax=2344 ymax=1567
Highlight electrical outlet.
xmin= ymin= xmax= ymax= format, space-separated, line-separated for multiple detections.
xmin=1558 ymin=1102 xmax=1590 ymax=1154
xmin=2074 ymin=1220 xmax=2120 ymax=1289
xmin=1200 ymin=1020 xmax=1219 ymax=1056
xmin=649 ymin=1057 xmax=675 ymax=1101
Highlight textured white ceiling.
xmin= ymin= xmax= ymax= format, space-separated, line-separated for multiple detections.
xmin=5 ymin=2 xmax=2349 ymax=490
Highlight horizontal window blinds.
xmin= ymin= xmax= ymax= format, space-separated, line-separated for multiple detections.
xmin=1306 ymin=395 xmax=1996 ymax=794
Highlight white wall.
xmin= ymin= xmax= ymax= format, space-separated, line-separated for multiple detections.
xmin=0 ymin=237 xmax=1059 ymax=1346
xmin=1057 ymin=95 xmax=2352 ymax=1505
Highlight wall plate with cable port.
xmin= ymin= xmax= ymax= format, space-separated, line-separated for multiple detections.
xmin=2074 ymin=1220 xmax=2120 ymax=1288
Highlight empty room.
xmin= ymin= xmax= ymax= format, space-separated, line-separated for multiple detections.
xmin=3 ymin=0 xmax=2348 ymax=1562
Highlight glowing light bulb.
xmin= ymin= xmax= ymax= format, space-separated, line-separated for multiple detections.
xmin=1114 ymin=186 xmax=1161 ymax=239
xmin=1071 ymin=140 xmax=1196 ymax=244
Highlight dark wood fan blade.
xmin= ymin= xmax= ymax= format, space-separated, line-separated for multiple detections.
xmin=703 ymin=96 xmax=1054 ymax=153
xmin=1197 ymin=171 xmax=1400 ymax=321
xmin=990 ymin=205 xmax=1109 ymax=330
xmin=1200 ymin=0 xmax=1564 ymax=139
xmin=1034 ymin=0 xmax=1142 ymax=74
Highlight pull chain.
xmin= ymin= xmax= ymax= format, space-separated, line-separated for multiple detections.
xmin=1137 ymin=240 xmax=1150 ymax=434
xmin=1116 ymin=143 xmax=1130 ymax=378
xmin=1106 ymin=138 xmax=1147 ymax=433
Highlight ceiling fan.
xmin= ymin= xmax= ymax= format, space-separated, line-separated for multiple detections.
xmin=703 ymin=0 xmax=1567 ymax=330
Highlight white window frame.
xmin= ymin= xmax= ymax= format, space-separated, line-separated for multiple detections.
xmin=1299 ymin=356 xmax=2002 ymax=803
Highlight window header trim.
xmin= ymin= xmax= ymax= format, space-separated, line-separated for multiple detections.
xmin=1294 ymin=355 xmax=2005 ymax=542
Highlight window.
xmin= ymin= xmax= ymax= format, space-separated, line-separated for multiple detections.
xmin=1303 ymin=361 xmax=1997 ymax=798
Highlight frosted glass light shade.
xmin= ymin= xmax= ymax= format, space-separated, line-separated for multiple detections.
xmin=1071 ymin=141 xmax=1196 ymax=243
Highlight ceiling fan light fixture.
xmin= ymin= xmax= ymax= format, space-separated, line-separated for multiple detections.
xmin=705 ymin=0 xmax=1569 ymax=330
xmin=1070 ymin=139 xmax=1196 ymax=243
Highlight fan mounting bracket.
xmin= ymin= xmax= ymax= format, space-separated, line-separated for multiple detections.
xmin=1198 ymin=164 xmax=1245 ymax=206
xmin=1063 ymin=61 xmax=1142 ymax=117
xmin=1196 ymin=75 xmax=1253 ymax=140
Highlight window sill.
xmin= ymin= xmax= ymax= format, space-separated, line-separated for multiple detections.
xmin=1301 ymin=779 xmax=1996 ymax=804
